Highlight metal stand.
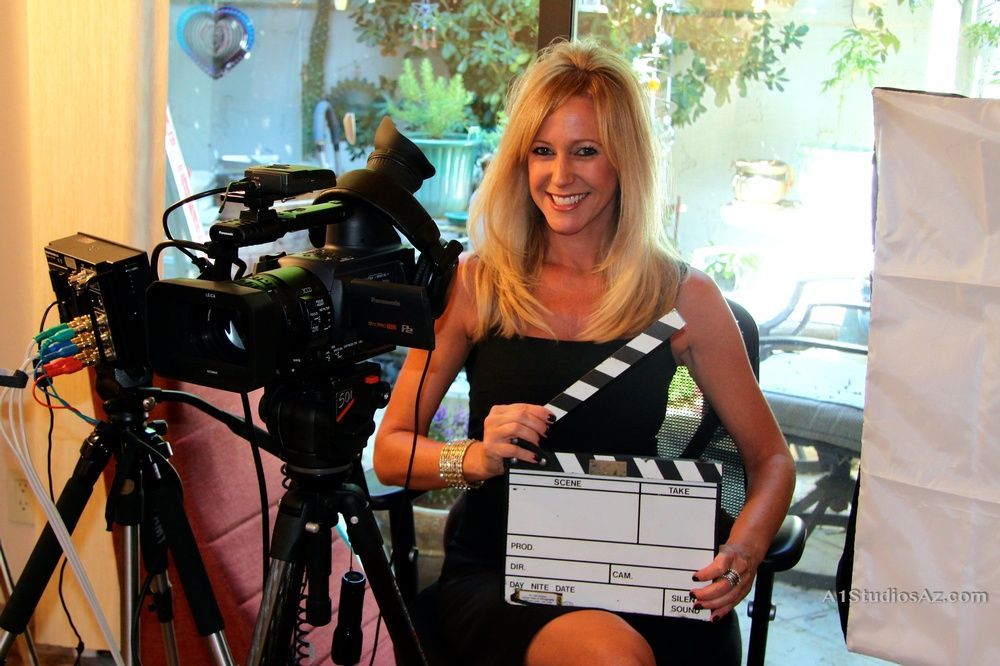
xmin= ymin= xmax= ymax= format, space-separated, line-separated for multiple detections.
xmin=246 ymin=364 xmax=427 ymax=666
xmin=0 ymin=370 xmax=234 ymax=666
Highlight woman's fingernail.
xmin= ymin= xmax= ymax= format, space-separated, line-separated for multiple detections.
xmin=689 ymin=592 xmax=697 ymax=601
xmin=547 ymin=414 xmax=556 ymax=423
xmin=691 ymin=574 xmax=700 ymax=582
xmin=711 ymin=615 xmax=720 ymax=623
xmin=693 ymin=603 xmax=703 ymax=611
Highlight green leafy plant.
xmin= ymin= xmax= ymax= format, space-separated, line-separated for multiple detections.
xmin=384 ymin=58 xmax=474 ymax=138
xmin=821 ymin=0 xmax=929 ymax=92
xmin=822 ymin=2 xmax=899 ymax=91
xmin=579 ymin=1 xmax=809 ymax=128
xmin=667 ymin=366 xmax=700 ymax=408
xmin=353 ymin=1 xmax=806 ymax=130
xmin=964 ymin=20 xmax=1000 ymax=50
xmin=701 ymin=251 xmax=759 ymax=291
xmin=964 ymin=19 xmax=1000 ymax=85
xmin=350 ymin=1 xmax=537 ymax=128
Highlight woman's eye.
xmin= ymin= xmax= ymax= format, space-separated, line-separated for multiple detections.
xmin=577 ymin=146 xmax=598 ymax=156
xmin=531 ymin=146 xmax=553 ymax=156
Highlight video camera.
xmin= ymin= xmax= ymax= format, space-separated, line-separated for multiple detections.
xmin=146 ymin=117 xmax=463 ymax=392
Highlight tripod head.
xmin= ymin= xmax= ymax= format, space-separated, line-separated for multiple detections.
xmin=92 ymin=364 xmax=156 ymax=423
xmin=257 ymin=361 xmax=390 ymax=479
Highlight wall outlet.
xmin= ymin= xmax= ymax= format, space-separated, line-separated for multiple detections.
xmin=7 ymin=474 xmax=34 ymax=525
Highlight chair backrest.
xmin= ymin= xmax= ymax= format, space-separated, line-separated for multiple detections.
xmin=656 ymin=300 xmax=759 ymax=521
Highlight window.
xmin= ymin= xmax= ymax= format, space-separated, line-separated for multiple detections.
xmin=164 ymin=0 xmax=541 ymax=278
xmin=572 ymin=0 xmax=996 ymax=320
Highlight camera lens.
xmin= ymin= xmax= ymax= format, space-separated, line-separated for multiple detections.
xmin=200 ymin=305 xmax=248 ymax=360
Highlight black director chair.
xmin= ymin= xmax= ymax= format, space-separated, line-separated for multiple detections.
xmin=368 ymin=300 xmax=805 ymax=666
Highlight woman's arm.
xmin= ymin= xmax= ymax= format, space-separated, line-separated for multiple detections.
xmin=373 ymin=256 xmax=477 ymax=489
xmin=374 ymin=256 xmax=548 ymax=490
xmin=670 ymin=269 xmax=796 ymax=620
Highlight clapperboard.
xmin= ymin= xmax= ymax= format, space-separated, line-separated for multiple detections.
xmin=504 ymin=310 xmax=721 ymax=621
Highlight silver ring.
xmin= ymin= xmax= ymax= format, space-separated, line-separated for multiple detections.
xmin=721 ymin=568 xmax=741 ymax=588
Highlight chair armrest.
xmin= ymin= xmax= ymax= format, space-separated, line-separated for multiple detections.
xmin=760 ymin=336 xmax=868 ymax=355
xmin=747 ymin=515 xmax=805 ymax=666
xmin=760 ymin=515 xmax=806 ymax=573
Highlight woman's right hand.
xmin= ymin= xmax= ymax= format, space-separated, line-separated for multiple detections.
xmin=464 ymin=403 xmax=555 ymax=481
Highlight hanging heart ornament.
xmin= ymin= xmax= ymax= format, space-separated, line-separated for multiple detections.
xmin=177 ymin=5 xmax=255 ymax=79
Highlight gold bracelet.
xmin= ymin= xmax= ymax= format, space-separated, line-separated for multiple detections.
xmin=439 ymin=439 xmax=484 ymax=490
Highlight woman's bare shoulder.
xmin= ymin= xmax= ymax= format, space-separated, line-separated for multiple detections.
xmin=670 ymin=268 xmax=736 ymax=360
xmin=675 ymin=268 xmax=730 ymax=323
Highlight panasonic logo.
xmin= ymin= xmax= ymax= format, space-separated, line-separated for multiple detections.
xmin=371 ymin=297 xmax=400 ymax=307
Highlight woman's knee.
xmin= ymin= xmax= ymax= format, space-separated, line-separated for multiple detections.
xmin=524 ymin=610 xmax=655 ymax=666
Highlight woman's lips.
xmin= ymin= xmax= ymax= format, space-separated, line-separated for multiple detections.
xmin=548 ymin=192 xmax=587 ymax=209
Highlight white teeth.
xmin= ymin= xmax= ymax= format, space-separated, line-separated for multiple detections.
xmin=552 ymin=193 xmax=585 ymax=206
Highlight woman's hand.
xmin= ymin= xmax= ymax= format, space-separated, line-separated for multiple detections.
xmin=689 ymin=542 xmax=757 ymax=622
xmin=464 ymin=403 xmax=554 ymax=481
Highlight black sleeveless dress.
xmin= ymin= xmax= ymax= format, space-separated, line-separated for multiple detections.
xmin=436 ymin=335 xmax=741 ymax=664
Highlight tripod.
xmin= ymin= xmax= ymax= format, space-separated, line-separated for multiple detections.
xmin=0 ymin=368 xmax=234 ymax=666
xmin=246 ymin=362 xmax=427 ymax=666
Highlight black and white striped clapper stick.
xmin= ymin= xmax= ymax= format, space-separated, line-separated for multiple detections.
xmin=543 ymin=451 xmax=722 ymax=484
xmin=544 ymin=309 xmax=685 ymax=422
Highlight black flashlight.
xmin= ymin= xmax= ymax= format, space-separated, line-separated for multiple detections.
xmin=331 ymin=569 xmax=366 ymax=664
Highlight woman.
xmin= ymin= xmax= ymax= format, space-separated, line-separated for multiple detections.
xmin=375 ymin=40 xmax=794 ymax=665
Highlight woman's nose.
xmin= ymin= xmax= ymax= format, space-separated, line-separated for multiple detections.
xmin=552 ymin=155 xmax=573 ymax=185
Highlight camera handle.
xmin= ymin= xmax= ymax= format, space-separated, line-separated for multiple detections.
xmin=0 ymin=377 xmax=235 ymax=666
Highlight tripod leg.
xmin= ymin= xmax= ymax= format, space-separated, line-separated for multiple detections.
xmin=0 ymin=539 xmax=39 ymax=666
xmin=339 ymin=484 xmax=427 ymax=666
xmin=134 ymin=513 xmax=181 ymax=666
xmin=248 ymin=559 xmax=307 ymax=665
xmin=120 ymin=524 xmax=140 ymax=666
xmin=247 ymin=491 xmax=311 ymax=666
xmin=136 ymin=511 xmax=181 ymax=666
xmin=142 ymin=467 xmax=234 ymax=666
xmin=149 ymin=574 xmax=180 ymax=666
xmin=0 ymin=433 xmax=112 ymax=659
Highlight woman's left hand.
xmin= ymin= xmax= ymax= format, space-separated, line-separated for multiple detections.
xmin=689 ymin=543 xmax=757 ymax=621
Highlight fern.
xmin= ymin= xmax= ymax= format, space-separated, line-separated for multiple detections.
xmin=384 ymin=59 xmax=474 ymax=138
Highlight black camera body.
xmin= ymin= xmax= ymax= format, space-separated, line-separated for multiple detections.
xmin=147 ymin=117 xmax=461 ymax=393
xmin=146 ymin=235 xmax=433 ymax=393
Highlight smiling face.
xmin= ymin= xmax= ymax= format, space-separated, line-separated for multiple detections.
xmin=527 ymin=95 xmax=619 ymax=245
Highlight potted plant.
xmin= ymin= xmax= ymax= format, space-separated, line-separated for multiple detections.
xmin=384 ymin=58 xmax=481 ymax=218
xmin=350 ymin=1 xmax=537 ymax=129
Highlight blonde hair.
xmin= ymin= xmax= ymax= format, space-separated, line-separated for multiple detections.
xmin=467 ymin=39 xmax=683 ymax=342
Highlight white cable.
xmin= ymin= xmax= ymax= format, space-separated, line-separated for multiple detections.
xmin=3 ymin=364 xmax=124 ymax=666
xmin=1 ymin=352 xmax=125 ymax=666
